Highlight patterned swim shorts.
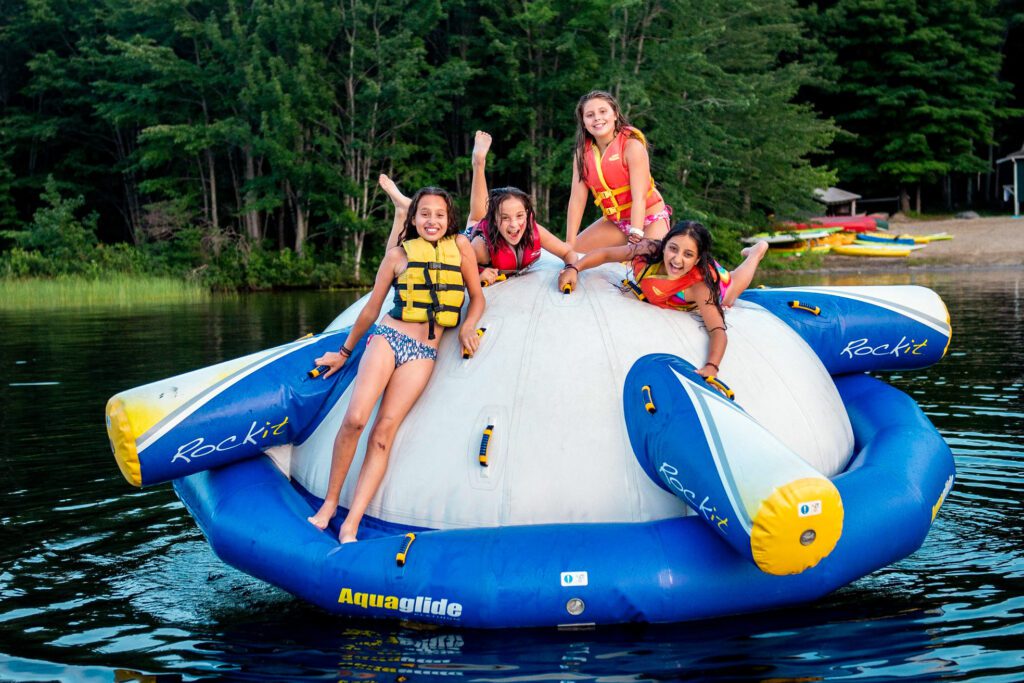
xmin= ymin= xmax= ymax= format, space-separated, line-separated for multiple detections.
xmin=368 ymin=324 xmax=438 ymax=368
xmin=612 ymin=205 xmax=673 ymax=236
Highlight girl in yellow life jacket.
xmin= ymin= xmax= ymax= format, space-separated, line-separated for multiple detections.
xmin=308 ymin=187 xmax=485 ymax=543
xmin=566 ymin=90 xmax=671 ymax=253
xmin=558 ymin=221 xmax=768 ymax=378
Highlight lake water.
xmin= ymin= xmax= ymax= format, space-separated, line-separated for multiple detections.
xmin=1 ymin=269 xmax=1021 ymax=682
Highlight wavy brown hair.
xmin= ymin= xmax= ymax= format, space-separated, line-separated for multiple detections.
xmin=574 ymin=90 xmax=635 ymax=183
xmin=401 ymin=187 xmax=460 ymax=243
xmin=480 ymin=186 xmax=536 ymax=257
xmin=639 ymin=220 xmax=724 ymax=318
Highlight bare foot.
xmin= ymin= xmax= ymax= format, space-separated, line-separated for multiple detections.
xmin=339 ymin=523 xmax=358 ymax=544
xmin=740 ymin=240 xmax=769 ymax=260
xmin=379 ymin=174 xmax=410 ymax=210
xmin=472 ymin=131 xmax=492 ymax=167
xmin=307 ymin=501 xmax=337 ymax=530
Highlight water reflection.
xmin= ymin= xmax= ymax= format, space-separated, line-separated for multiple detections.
xmin=1 ymin=274 xmax=1022 ymax=681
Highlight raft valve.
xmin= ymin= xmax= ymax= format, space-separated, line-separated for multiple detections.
xmin=566 ymin=598 xmax=585 ymax=616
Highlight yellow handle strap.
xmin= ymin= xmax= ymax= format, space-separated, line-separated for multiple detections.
xmin=788 ymin=300 xmax=821 ymax=316
xmin=705 ymin=376 xmax=735 ymax=401
xmin=642 ymin=385 xmax=656 ymax=414
xmin=478 ymin=423 xmax=494 ymax=466
xmin=462 ymin=328 xmax=486 ymax=359
xmin=396 ymin=532 xmax=416 ymax=567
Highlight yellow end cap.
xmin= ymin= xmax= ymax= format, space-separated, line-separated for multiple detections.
xmin=106 ymin=396 xmax=143 ymax=487
xmin=750 ymin=477 xmax=844 ymax=576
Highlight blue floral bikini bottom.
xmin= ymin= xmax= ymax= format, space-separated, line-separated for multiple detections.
xmin=368 ymin=324 xmax=438 ymax=368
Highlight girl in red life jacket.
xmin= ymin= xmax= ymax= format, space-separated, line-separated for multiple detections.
xmin=308 ymin=188 xmax=485 ymax=543
xmin=465 ymin=131 xmax=578 ymax=284
xmin=558 ymin=221 xmax=769 ymax=378
xmin=566 ymin=90 xmax=671 ymax=253
xmin=380 ymin=131 xmax=579 ymax=286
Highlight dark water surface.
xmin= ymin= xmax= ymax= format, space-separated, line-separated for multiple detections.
xmin=1 ymin=271 xmax=1022 ymax=682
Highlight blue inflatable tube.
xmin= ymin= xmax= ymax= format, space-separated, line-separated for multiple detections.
xmin=174 ymin=372 xmax=954 ymax=628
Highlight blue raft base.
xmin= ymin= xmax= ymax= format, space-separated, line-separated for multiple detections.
xmin=174 ymin=372 xmax=955 ymax=629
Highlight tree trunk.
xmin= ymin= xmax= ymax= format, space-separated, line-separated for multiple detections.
xmin=207 ymin=149 xmax=219 ymax=230
xmin=900 ymin=187 xmax=910 ymax=214
xmin=915 ymin=185 xmax=921 ymax=214
xmin=244 ymin=145 xmax=260 ymax=240
xmin=353 ymin=231 xmax=365 ymax=282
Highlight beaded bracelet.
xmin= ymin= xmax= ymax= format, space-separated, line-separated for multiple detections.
xmin=339 ymin=345 xmax=353 ymax=357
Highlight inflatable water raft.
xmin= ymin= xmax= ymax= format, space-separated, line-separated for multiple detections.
xmin=105 ymin=255 xmax=954 ymax=628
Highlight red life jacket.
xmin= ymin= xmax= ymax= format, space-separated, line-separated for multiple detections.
xmin=624 ymin=258 xmax=730 ymax=311
xmin=583 ymin=126 xmax=662 ymax=221
xmin=472 ymin=218 xmax=541 ymax=274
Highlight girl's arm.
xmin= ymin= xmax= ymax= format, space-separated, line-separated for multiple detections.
xmin=691 ymin=282 xmax=727 ymax=378
xmin=623 ymin=138 xmax=653 ymax=243
xmin=471 ymin=234 xmax=499 ymax=285
xmin=456 ymin=234 xmax=486 ymax=355
xmin=536 ymin=224 xmax=579 ymax=265
xmin=556 ymin=241 xmax=641 ymax=292
xmin=565 ymin=157 xmax=589 ymax=246
xmin=316 ymin=247 xmax=402 ymax=378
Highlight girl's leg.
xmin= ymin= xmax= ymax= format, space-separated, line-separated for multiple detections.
xmin=337 ymin=358 xmax=436 ymax=543
xmin=380 ymin=174 xmax=411 ymax=251
xmin=307 ymin=336 xmax=396 ymax=530
xmin=642 ymin=215 xmax=670 ymax=241
xmin=722 ymin=240 xmax=769 ymax=307
xmin=468 ymin=131 xmax=492 ymax=226
xmin=574 ymin=216 xmax=628 ymax=253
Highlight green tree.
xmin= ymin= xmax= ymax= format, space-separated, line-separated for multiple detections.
xmin=809 ymin=0 xmax=1012 ymax=211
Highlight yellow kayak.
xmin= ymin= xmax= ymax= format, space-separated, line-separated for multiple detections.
xmin=832 ymin=243 xmax=912 ymax=257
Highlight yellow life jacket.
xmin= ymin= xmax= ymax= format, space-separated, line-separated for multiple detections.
xmin=390 ymin=236 xmax=465 ymax=339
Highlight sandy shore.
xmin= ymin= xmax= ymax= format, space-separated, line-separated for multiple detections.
xmin=789 ymin=215 xmax=1024 ymax=272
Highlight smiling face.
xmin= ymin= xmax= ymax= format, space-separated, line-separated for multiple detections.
xmin=496 ymin=196 xmax=529 ymax=246
xmin=581 ymin=97 xmax=618 ymax=140
xmin=662 ymin=233 xmax=700 ymax=279
xmin=413 ymin=194 xmax=449 ymax=243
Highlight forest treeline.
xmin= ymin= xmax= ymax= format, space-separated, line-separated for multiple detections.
xmin=0 ymin=0 xmax=1020 ymax=289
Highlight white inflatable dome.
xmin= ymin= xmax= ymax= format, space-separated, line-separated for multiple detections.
xmin=279 ymin=253 xmax=854 ymax=530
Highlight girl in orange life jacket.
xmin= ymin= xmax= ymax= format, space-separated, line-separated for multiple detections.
xmin=558 ymin=220 xmax=769 ymax=378
xmin=308 ymin=188 xmax=485 ymax=543
xmin=566 ymin=90 xmax=671 ymax=253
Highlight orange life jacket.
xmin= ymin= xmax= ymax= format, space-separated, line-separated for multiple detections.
xmin=623 ymin=258 xmax=730 ymax=311
xmin=583 ymin=127 xmax=662 ymax=221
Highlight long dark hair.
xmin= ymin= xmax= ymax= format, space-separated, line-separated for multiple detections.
xmin=574 ymin=90 xmax=634 ymax=183
xmin=640 ymin=220 xmax=724 ymax=318
xmin=481 ymin=186 xmax=536 ymax=256
xmin=402 ymin=187 xmax=460 ymax=243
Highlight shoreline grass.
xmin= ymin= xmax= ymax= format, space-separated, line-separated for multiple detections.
xmin=0 ymin=275 xmax=210 ymax=310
